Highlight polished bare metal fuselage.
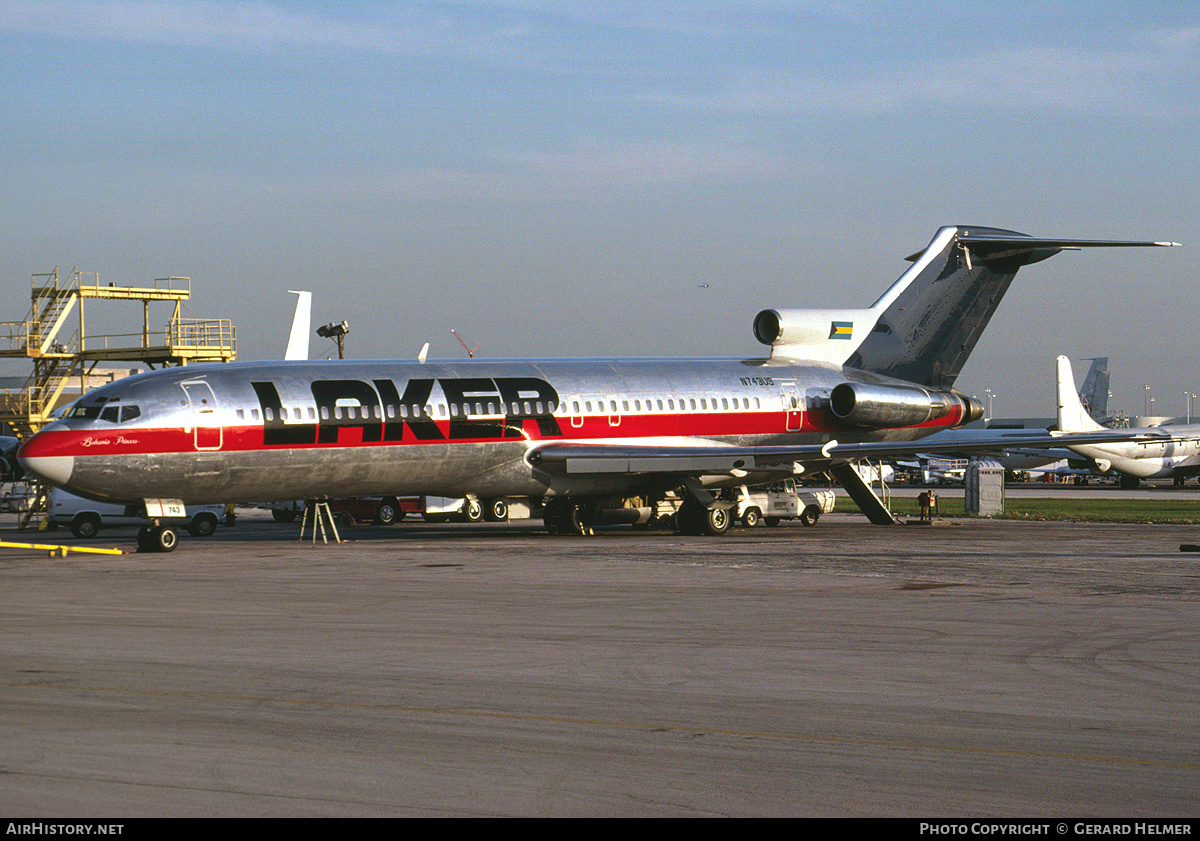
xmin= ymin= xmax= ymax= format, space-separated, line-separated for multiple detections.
xmin=23 ymin=355 xmax=953 ymax=505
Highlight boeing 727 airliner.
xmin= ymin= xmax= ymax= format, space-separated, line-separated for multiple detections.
xmin=18 ymin=226 xmax=1176 ymax=549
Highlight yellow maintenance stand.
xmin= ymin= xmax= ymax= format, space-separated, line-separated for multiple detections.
xmin=0 ymin=267 xmax=237 ymax=525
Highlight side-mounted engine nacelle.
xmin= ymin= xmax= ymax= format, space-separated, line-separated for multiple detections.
xmin=829 ymin=382 xmax=984 ymax=429
xmin=753 ymin=307 xmax=877 ymax=364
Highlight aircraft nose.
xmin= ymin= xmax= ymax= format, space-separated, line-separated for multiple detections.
xmin=17 ymin=433 xmax=76 ymax=487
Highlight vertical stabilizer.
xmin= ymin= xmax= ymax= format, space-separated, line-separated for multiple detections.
xmin=839 ymin=228 xmax=1176 ymax=389
xmin=1079 ymin=357 xmax=1110 ymax=419
xmin=284 ymin=290 xmax=312 ymax=361
xmin=847 ymin=227 xmax=1048 ymax=388
xmin=1057 ymin=356 xmax=1104 ymax=433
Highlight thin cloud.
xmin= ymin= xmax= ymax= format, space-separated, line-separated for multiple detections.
xmin=0 ymin=1 xmax=512 ymax=55
xmin=646 ymin=31 xmax=1200 ymax=116
xmin=337 ymin=138 xmax=780 ymax=203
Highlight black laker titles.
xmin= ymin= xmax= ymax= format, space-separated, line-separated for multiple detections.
xmin=251 ymin=376 xmax=563 ymax=446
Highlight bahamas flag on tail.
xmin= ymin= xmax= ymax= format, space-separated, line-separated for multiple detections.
xmin=829 ymin=321 xmax=853 ymax=340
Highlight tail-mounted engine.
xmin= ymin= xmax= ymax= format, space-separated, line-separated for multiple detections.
xmin=752 ymin=307 xmax=877 ymax=365
xmin=829 ymin=382 xmax=983 ymax=429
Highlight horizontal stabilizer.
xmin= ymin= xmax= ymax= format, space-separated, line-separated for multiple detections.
xmin=848 ymin=227 xmax=1178 ymax=388
xmin=954 ymin=233 xmax=1180 ymax=269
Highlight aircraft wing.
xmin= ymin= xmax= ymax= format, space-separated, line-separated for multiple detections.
xmin=528 ymin=429 xmax=1165 ymax=475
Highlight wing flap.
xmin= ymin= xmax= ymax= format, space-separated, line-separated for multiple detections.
xmin=529 ymin=429 xmax=1168 ymax=475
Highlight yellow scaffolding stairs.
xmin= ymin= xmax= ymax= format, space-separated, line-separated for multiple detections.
xmin=0 ymin=266 xmax=237 ymax=527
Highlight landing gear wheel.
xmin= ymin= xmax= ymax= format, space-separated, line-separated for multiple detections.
xmin=484 ymin=498 xmax=509 ymax=522
xmin=703 ymin=506 xmax=731 ymax=535
xmin=676 ymin=500 xmax=731 ymax=536
xmin=675 ymin=500 xmax=702 ymax=534
xmin=1119 ymin=474 xmax=1140 ymax=490
xmin=764 ymin=516 xmax=781 ymax=527
xmin=542 ymin=499 xmax=594 ymax=536
xmin=141 ymin=525 xmax=178 ymax=553
xmin=543 ymin=499 xmax=564 ymax=534
xmin=564 ymin=503 xmax=595 ymax=536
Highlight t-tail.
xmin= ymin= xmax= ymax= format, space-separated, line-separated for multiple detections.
xmin=753 ymin=226 xmax=1178 ymax=389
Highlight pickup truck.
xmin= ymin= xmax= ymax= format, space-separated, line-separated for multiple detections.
xmin=735 ymin=480 xmax=836 ymax=527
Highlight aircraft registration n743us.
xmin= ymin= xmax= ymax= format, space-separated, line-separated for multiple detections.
xmin=18 ymin=226 xmax=1177 ymax=547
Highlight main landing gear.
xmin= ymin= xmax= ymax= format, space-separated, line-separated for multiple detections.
xmin=542 ymin=495 xmax=733 ymax=537
xmin=543 ymin=498 xmax=598 ymax=536
xmin=674 ymin=497 xmax=732 ymax=536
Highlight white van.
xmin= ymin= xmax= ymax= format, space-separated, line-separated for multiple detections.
xmin=46 ymin=488 xmax=227 ymax=539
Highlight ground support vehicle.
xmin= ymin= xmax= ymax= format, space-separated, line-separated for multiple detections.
xmin=326 ymin=496 xmax=421 ymax=526
xmin=45 ymin=488 xmax=228 ymax=550
xmin=736 ymin=480 xmax=836 ymax=527
xmin=422 ymin=495 xmax=516 ymax=523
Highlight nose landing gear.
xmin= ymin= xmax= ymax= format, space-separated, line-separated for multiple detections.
xmin=136 ymin=524 xmax=179 ymax=553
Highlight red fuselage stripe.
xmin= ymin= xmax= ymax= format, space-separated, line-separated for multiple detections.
xmin=21 ymin=405 xmax=964 ymax=458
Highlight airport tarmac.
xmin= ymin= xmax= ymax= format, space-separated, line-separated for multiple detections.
xmin=2 ymin=512 xmax=1198 ymax=817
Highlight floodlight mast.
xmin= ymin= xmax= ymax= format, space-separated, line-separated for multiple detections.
xmin=316 ymin=321 xmax=349 ymax=359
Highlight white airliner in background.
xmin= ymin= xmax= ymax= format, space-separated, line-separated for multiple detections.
xmin=903 ymin=356 xmax=1113 ymax=476
xmin=18 ymin=225 xmax=1175 ymax=549
xmin=1056 ymin=355 xmax=1200 ymax=488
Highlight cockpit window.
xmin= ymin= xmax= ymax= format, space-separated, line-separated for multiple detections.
xmin=72 ymin=401 xmax=140 ymax=423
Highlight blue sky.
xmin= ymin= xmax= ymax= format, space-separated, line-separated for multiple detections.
xmin=3 ymin=1 xmax=1198 ymax=417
